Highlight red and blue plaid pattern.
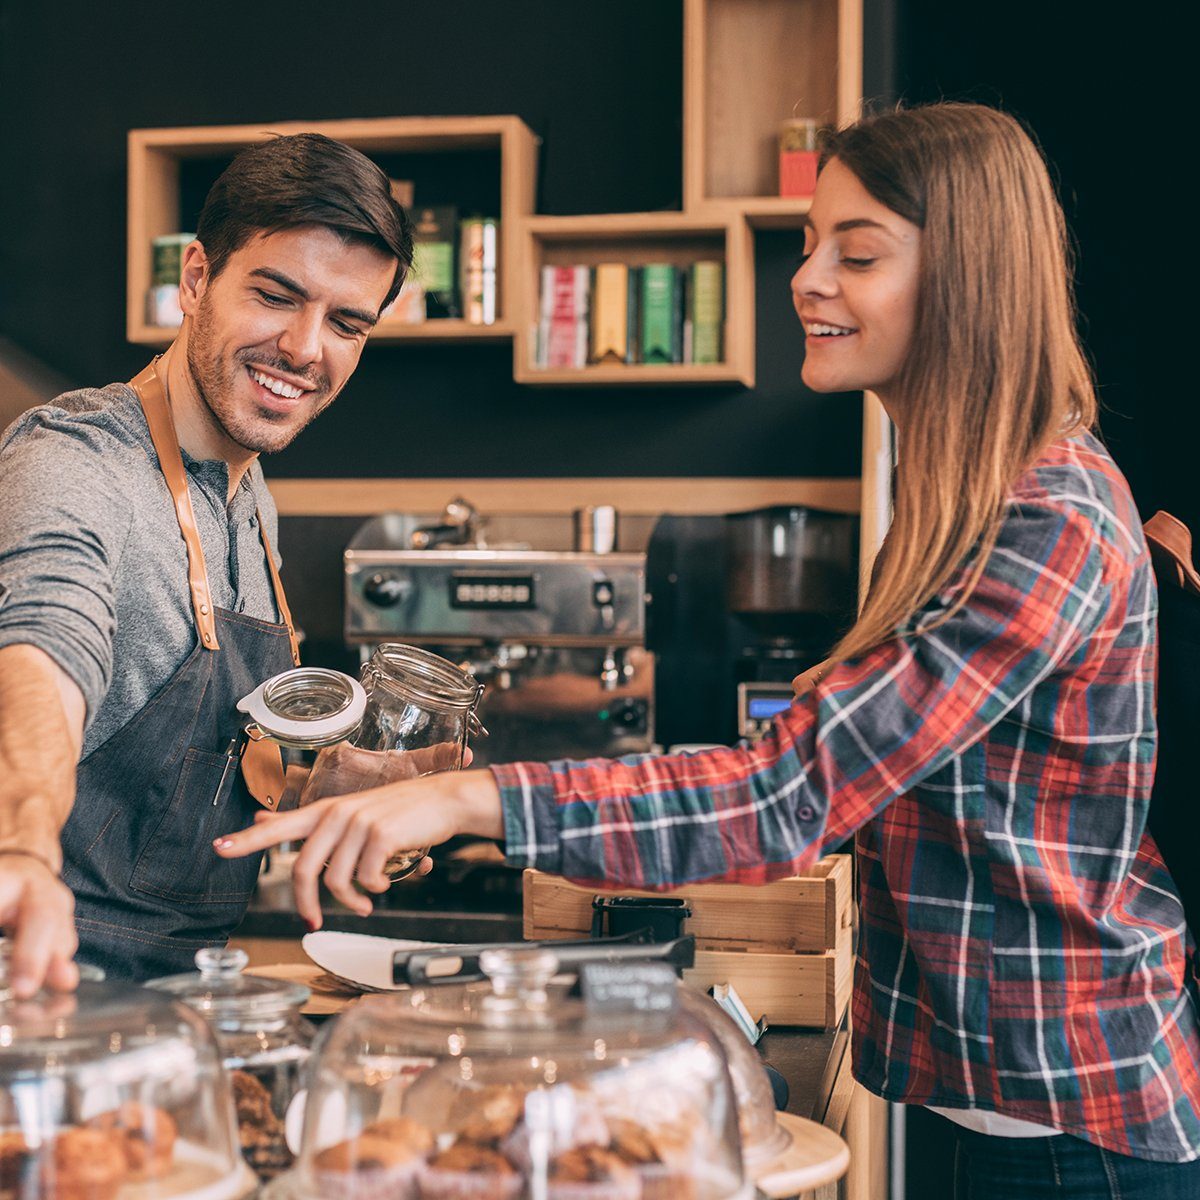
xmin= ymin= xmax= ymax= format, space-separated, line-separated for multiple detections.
xmin=493 ymin=435 xmax=1200 ymax=1163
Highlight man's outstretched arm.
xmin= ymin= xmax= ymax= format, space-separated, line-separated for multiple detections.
xmin=0 ymin=643 xmax=86 ymax=996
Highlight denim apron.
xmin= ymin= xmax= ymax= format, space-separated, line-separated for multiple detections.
xmin=60 ymin=359 xmax=300 ymax=980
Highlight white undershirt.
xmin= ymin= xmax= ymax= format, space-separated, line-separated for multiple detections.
xmin=927 ymin=1106 xmax=1063 ymax=1138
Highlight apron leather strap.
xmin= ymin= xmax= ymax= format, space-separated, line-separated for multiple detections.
xmin=129 ymin=360 xmax=222 ymax=652
xmin=258 ymin=516 xmax=301 ymax=666
xmin=129 ymin=357 xmax=297 ymax=812
xmin=128 ymin=358 xmax=299 ymax=659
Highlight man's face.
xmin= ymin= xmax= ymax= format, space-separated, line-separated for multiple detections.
xmin=181 ymin=226 xmax=396 ymax=455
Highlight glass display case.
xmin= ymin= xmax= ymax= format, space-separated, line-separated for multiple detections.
xmin=0 ymin=941 xmax=257 ymax=1199
xmin=263 ymin=947 xmax=750 ymax=1200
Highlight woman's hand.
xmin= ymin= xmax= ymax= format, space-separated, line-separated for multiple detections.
xmin=213 ymin=767 xmax=504 ymax=927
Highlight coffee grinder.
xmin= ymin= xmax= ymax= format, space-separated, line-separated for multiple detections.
xmin=646 ymin=506 xmax=858 ymax=747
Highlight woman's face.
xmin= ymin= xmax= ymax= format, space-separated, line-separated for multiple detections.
xmin=791 ymin=157 xmax=922 ymax=408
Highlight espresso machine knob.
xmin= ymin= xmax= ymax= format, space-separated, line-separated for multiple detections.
xmin=609 ymin=698 xmax=648 ymax=734
xmin=362 ymin=570 xmax=409 ymax=607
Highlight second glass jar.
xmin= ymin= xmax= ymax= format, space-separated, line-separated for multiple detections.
xmin=238 ymin=643 xmax=484 ymax=881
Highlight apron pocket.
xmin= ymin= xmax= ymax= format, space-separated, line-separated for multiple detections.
xmin=129 ymin=746 xmax=263 ymax=907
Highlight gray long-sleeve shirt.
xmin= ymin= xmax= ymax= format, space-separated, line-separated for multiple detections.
xmin=0 ymin=383 xmax=281 ymax=757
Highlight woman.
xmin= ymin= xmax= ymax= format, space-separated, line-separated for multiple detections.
xmin=217 ymin=104 xmax=1200 ymax=1195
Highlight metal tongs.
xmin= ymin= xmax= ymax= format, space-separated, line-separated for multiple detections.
xmin=394 ymin=932 xmax=695 ymax=987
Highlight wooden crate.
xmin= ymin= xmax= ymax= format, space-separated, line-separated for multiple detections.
xmin=523 ymin=855 xmax=853 ymax=1028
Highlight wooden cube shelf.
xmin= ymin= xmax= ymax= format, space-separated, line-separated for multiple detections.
xmin=514 ymin=211 xmax=755 ymax=387
xmin=684 ymin=0 xmax=862 ymax=210
xmin=126 ymin=115 xmax=537 ymax=346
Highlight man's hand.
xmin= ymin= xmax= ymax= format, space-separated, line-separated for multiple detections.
xmin=213 ymin=767 xmax=503 ymax=929
xmin=0 ymin=854 xmax=79 ymax=998
xmin=0 ymin=644 xmax=86 ymax=996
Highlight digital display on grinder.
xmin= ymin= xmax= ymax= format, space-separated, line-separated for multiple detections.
xmin=449 ymin=573 xmax=537 ymax=610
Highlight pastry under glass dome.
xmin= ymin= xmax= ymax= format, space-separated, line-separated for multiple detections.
xmin=263 ymin=947 xmax=749 ymax=1200
xmin=149 ymin=947 xmax=316 ymax=1184
xmin=0 ymin=940 xmax=257 ymax=1199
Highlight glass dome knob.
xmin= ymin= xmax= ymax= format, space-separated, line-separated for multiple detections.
xmin=196 ymin=946 xmax=250 ymax=980
xmin=479 ymin=947 xmax=558 ymax=1011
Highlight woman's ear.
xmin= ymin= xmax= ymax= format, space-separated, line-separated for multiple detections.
xmin=178 ymin=240 xmax=210 ymax=316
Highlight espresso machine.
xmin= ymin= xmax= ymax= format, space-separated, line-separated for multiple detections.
xmin=343 ymin=501 xmax=654 ymax=766
xmin=646 ymin=506 xmax=859 ymax=747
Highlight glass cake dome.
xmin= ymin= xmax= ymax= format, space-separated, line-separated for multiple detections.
xmin=0 ymin=940 xmax=258 ymax=1199
xmin=263 ymin=947 xmax=749 ymax=1200
xmin=149 ymin=947 xmax=317 ymax=1184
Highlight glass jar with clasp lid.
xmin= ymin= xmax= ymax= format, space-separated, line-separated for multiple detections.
xmin=148 ymin=946 xmax=316 ymax=1185
xmin=237 ymin=643 xmax=486 ymax=881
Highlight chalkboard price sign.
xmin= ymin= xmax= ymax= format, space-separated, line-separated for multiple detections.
xmin=580 ymin=961 xmax=680 ymax=1015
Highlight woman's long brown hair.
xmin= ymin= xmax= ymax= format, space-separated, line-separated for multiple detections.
xmin=824 ymin=104 xmax=1098 ymax=665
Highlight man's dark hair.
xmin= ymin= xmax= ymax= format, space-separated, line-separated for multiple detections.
xmin=196 ymin=132 xmax=414 ymax=311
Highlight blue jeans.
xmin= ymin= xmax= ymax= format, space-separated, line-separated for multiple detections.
xmin=948 ymin=1123 xmax=1200 ymax=1199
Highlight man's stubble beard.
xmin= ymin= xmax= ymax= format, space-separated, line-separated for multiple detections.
xmin=186 ymin=293 xmax=335 ymax=456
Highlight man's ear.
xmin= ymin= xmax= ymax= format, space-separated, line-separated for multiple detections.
xmin=179 ymin=240 xmax=210 ymax=317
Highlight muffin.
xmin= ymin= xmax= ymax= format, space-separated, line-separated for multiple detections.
xmin=419 ymin=1137 xmax=523 ymax=1200
xmin=500 ymin=1088 xmax=609 ymax=1171
xmin=548 ymin=1145 xmax=640 ymax=1200
xmin=39 ymin=1128 xmax=128 ymax=1200
xmin=609 ymin=1119 xmax=696 ymax=1200
xmin=1 ymin=1131 xmax=39 ymax=1198
xmin=453 ymin=1085 xmax=526 ymax=1144
xmin=313 ymin=1116 xmax=434 ymax=1200
xmin=89 ymin=1102 xmax=177 ymax=1178
xmin=362 ymin=1117 xmax=436 ymax=1155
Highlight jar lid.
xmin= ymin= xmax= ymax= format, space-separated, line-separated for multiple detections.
xmin=147 ymin=947 xmax=310 ymax=1022
xmin=237 ymin=667 xmax=366 ymax=747
xmin=677 ymin=990 xmax=790 ymax=1166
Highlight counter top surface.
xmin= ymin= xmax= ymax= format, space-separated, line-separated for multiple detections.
xmin=236 ymin=893 xmax=849 ymax=1127
xmin=235 ymin=903 xmax=526 ymax=945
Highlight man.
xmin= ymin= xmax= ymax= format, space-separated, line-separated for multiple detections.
xmin=0 ymin=133 xmax=412 ymax=992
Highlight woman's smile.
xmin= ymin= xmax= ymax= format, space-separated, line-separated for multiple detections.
xmin=791 ymin=157 xmax=921 ymax=409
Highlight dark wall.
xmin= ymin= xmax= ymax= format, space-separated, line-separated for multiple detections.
xmin=893 ymin=0 xmax=1155 ymax=526
xmin=0 ymin=0 xmax=879 ymax=482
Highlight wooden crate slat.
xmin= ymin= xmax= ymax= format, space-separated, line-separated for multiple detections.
xmin=685 ymin=943 xmax=847 ymax=1027
xmin=523 ymin=856 xmax=850 ymax=953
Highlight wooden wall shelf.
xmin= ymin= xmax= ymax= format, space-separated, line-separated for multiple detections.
xmin=683 ymin=0 xmax=862 ymax=209
xmin=126 ymin=115 xmax=537 ymax=347
xmin=722 ymin=196 xmax=814 ymax=230
xmin=514 ymin=211 xmax=754 ymax=387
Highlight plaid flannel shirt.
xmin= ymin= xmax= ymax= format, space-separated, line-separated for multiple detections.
xmin=493 ymin=434 xmax=1200 ymax=1163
